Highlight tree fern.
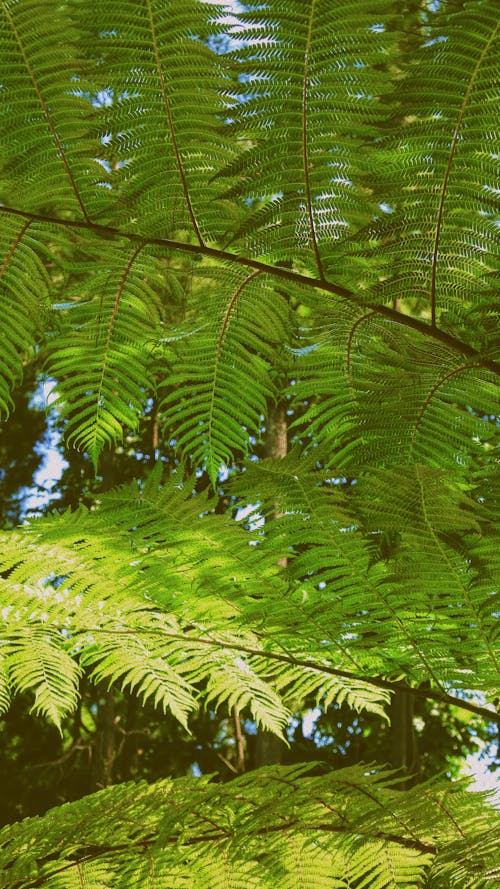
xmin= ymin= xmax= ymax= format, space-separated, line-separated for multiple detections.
xmin=160 ymin=267 xmax=291 ymax=483
xmin=369 ymin=0 xmax=499 ymax=333
xmin=0 ymin=764 xmax=497 ymax=888
xmin=0 ymin=0 xmax=498 ymax=885
xmin=48 ymin=243 xmax=167 ymax=467
xmin=0 ymin=219 xmax=49 ymax=415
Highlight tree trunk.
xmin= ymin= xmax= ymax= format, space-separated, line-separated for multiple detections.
xmin=89 ymin=688 xmax=117 ymax=791
xmin=255 ymin=399 xmax=288 ymax=767
xmin=389 ymin=687 xmax=417 ymax=788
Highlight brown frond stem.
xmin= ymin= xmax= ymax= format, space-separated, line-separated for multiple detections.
xmin=1 ymin=204 xmax=497 ymax=376
xmin=95 ymin=626 xmax=500 ymax=726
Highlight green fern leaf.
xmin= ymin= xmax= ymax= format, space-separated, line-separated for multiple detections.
xmin=6 ymin=623 xmax=80 ymax=731
xmin=0 ymin=652 xmax=10 ymax=717
xmin=0 ymin=220 xmax=49 ymax=415
xmin=2 ymin=765 xmax=495 ymax=889
xmin=160 ymin=269 xmax=291 ymax=483
xmin=367 ymin=1 xmax=499 ymax=333
xmin=48 ymin=246 xmax=166 ymax=466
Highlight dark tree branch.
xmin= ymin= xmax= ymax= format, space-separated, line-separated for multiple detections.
xmin=1 ymin=205 xmax=498 ymax=376
xmin=95 ymin=626 xmax=500 ymax=725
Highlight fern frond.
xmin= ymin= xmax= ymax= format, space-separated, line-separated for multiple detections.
xmin=0 ymin=219 xmax=49 ymax=415
xmin=79 ymin=632 xmax=197 ymax=731
xmin=2 ymin=468 xmax=496 ymax=726
xmin=0 ymin=474 xmax=391 ymax=729
xmin=358 ymin=458 xmax=498 ymax=680
xmin=47 ymin=244 xmax=166 ymax=467
xmin=365 ymin=0 xmax=499 ymax=334
xmin=429 ymin=827 xmax=500 ymax=888
xmin=0 ymin=0 xmax=105 ymax=220
xmin=5 ymin=619 xmax=80 ymax=730
xmin=0 ymin=476 xmax=293 ymax=733
xmin=76 ymin=0 xmax=236 ymax=241
xmin=219 ymin=0 xmax=398 ymax=272
xmin=160 ymin=268 xmax=291 ymax=482
xmin=230 ymin=454 xmax=499 ymax=699
xmin=292 ymin=308 xmax=498 ymax=473
xmin=37 ymin=860 xmax=114 ymax=889
xmin=0 ymin=765 xmax=497 ymax=889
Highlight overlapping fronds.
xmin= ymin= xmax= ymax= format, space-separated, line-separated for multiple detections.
xmin=160 ymin=267 xmax=291 ymax=481
xmin=230 ymin=453 xmax=500 ymax=697
xmin=291 ymin=308 xmax=499 ymax=471
xmin=0 ymin=0 xmax=498 ymax=884
xmin=0 ymin=763 xmax=497 ymax=889
xmin=47 ymin=242 xmax=167 ymax=467
xmin=219 ymin=0 xmax=399 ymax=272
xmin=365 ymin=0 xmax=499 ymax=333
xmin=1 ymin=468 xmax=497 ymax=731
xmin=0 ymin=0 xmax=497 ymax=471
xmin=0 ymin=471 xmax=394 ymax=731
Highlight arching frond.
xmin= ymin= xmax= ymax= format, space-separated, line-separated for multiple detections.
xmin=48 ymin=243 xmax=166 ymax=466
xmin=219 ymin=0 xmax=399 ymax=273
xmin=366 ymin=0 xmax=499 ymax=333
xmin=0 ymin=219 xmax=49 ymax=414
xmin=160 ymin=268 xmax=291 ymax=481
xmin=78 ymin=0 xmax=237 ymax=241
xmin=5 ymin=620 xmax=80 ymax=730
xmin=0 ymin=0 xmax=104 ymax=220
